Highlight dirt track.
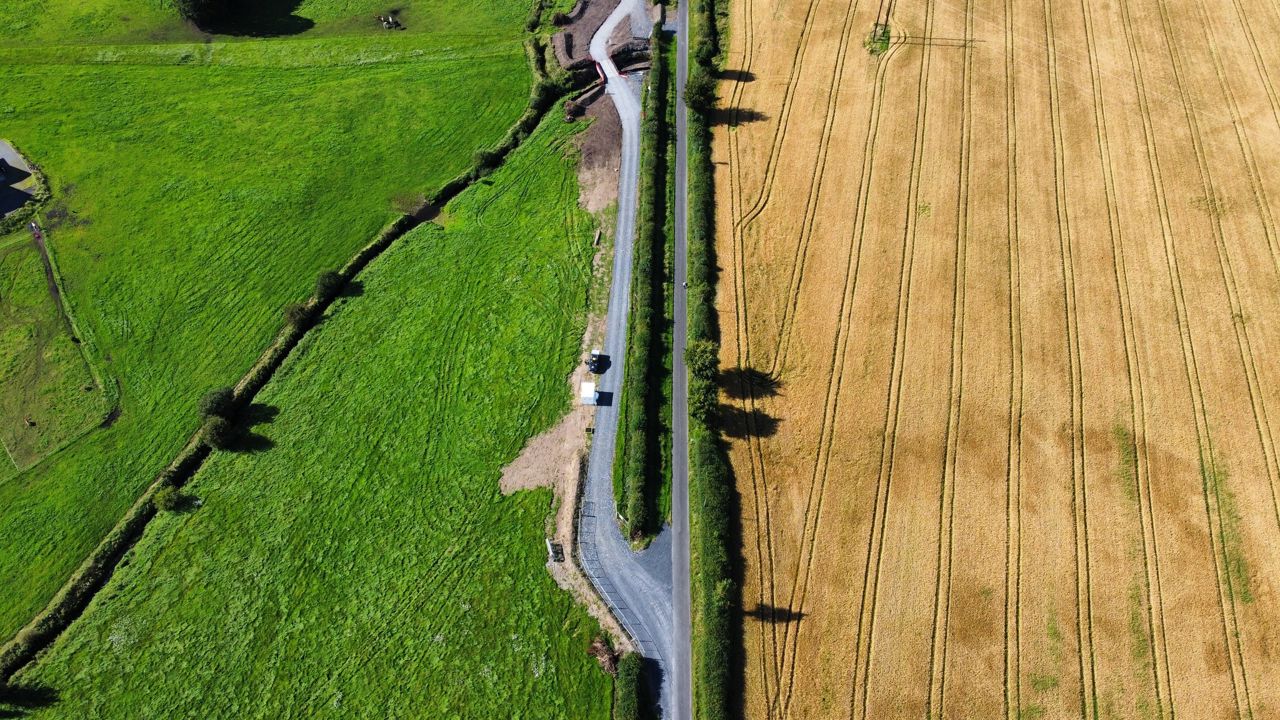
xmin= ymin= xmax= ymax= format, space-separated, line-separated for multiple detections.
xmin=714 ymin=0 xmax=1280 ymax=716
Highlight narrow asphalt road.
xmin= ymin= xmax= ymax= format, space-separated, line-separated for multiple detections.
xmin=577 ymin=0 xmax=680 ymax=717
xmin=669 ymin=0 xmax=693 ymax=717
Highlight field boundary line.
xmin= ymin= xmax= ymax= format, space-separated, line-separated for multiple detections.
xmin=849 ymin=0 xmax=937 ymax=716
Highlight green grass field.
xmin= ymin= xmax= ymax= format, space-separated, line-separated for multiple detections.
xmin=0 ymin=0 xmax=533 ymax=639
xmin=0 ymin=0 xmax=530 ymax=46
xmin=0 ymin=231 xmax=106 ymax=477
xmin=13 ymin=116 xmax=610 ymax=718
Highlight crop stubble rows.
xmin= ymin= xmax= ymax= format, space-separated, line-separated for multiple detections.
xmin=713 ymin=0 xmax=1280 ymax=715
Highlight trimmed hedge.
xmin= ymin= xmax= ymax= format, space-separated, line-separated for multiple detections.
xmin=686 ymin=0 xmax=737 ymax=717
xmin=617 ymin=25 xmax=671 ymax=541
xmin=613 ymin=652 xmax=646 ymax=720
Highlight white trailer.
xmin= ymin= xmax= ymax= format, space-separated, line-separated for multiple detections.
xmin=580 ymin=381 xmax=599 ymax=406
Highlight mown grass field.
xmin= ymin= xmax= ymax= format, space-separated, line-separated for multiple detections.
xmin=14 ymin=116 xmax=611 ymax=718
xmin=0 ymin=1 xmax=531 ymax=640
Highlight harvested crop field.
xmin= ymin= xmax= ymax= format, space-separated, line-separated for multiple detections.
xmin=714 ymin=0 xmax=1280 ymax=716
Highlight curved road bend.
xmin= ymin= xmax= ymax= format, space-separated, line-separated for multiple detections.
xmin=577 ymin=0 xmax=682 ymax=717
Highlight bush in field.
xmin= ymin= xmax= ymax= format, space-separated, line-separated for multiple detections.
xmin=315 ymin=270 xmax=344 ymax=302
xmin=198 ymin=386 xmax=236 ymax=419
xmin=552 ymin=11 xmax=571 ymax=25
xmin=202 ymin=416 xmax=235 ymax=450
xmin=284 ymin=302 xmax=314 ymax=328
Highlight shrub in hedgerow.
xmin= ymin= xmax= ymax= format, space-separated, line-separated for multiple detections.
xmin=314 ymin=270 xmax=344 ymax=302
xmin=689 ymin=377 xmax=719 ymax=423
xmin=473 ymin=149 xmax=502 ymax=176
xmin=685 ymin=69 xmax=717 ymax=114
xmin=198 ymin=386 xmax=236 ymax=419
xmin=613 ymin=653 xmax=646 ymax=720
xmin=685 ymin=339 xmax=720 ymax=381
xmin=174 ymin=0 xmax=226 ymax=23
xmin=202 ymin=416 xmax=236 ymax=450
xmin=694 ymin=36 xmax=716 ymax=67
xmin=153 ymin=486 xmax=187 ymax=513
xmin=284 ymin=301 xmax=314 ymax=328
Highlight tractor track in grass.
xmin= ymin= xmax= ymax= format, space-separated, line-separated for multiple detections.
xmin=850 ymin=1 xmax=937 ymax=716
xmin=0 ymin=35 xmax=576 ymax=686
xmin=1075 ymin=0 xmax=1173 ymax=711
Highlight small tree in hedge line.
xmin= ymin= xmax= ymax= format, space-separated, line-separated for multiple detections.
xmin=284 ymin=301 xmax=314 ymax=328
xmin=473 ymin=149 xmax=502 ymax=176
xmin=202 ymin=416 xmax=235 ymax=450
xmin=689 ymin=377 xmax=719 ymax=423
xmin=314 ymin=270 xmax=344 ymax=302
xmin=685 ymin=339 xmax=720 ymax=380
xmin=153 ymin=486 xmax=188 ymax=513
xmin=694 ymin=36 xmax=716 ymax=67
xmin=685 ymin=69 xmax=717 ymax=114
xmin=198 ymin=386 xmax=236 ymax=419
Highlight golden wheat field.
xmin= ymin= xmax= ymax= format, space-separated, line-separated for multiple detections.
xmin=713 ymin=0 xmax=1280 ymax=716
